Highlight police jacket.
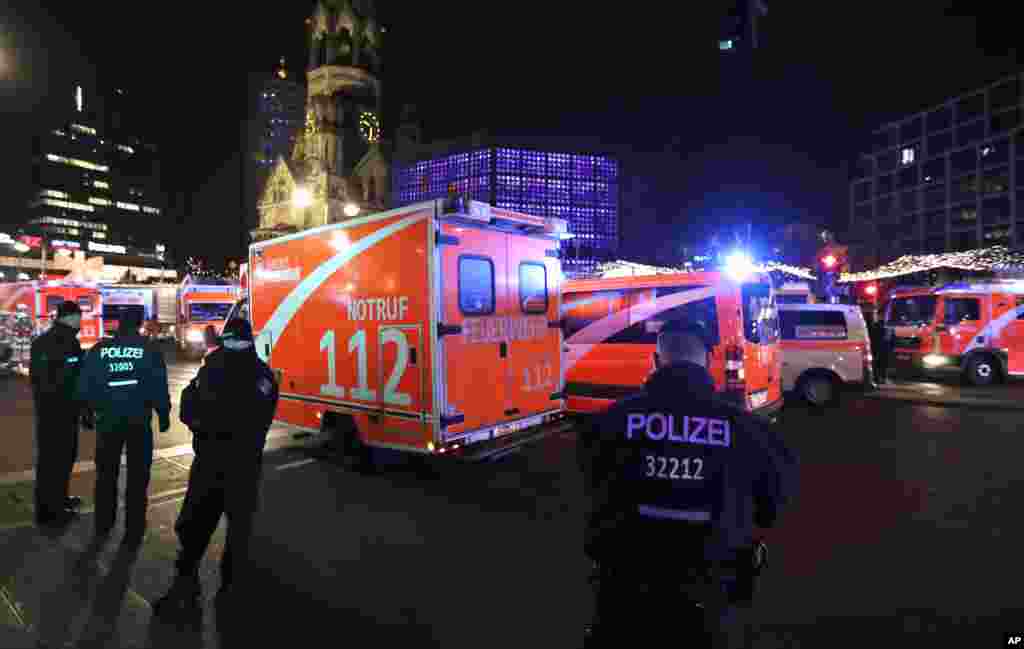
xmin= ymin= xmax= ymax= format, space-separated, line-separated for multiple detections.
xmin=582 ymin=362 xmax=798 ymax=563
xmin=191 ymin=339 xmax=279 ymax=452
xmin=76 ymin=332 xmax=171 ymax=433
xmin=30 ymin=322 xmax=84 ymax=412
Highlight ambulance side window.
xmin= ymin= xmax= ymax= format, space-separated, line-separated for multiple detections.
xmin=518 ymin=262 xmax=548 ymax=314
xmin=458 ymin=255 xmax=495 ymax=315
xmin=943 ymin=298 xmax=980 ymax=324
xmin=1016 ymin=296 xmax=1024 ymax=319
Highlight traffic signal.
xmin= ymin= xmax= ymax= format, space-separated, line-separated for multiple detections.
xmin=819 ymin=254 xmax=839 ymax=301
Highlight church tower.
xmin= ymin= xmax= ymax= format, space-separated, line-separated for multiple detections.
xmin=253 ymin=0 xmax=388 ymax=241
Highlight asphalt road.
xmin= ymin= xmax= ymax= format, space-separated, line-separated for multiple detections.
xmin=91 ymin=396 xmax=1024 ymax=647
xmin=5 ymin=363 xmax=1024 ymax=646
xmin=0 ymin=343 xmax=202 ymax=475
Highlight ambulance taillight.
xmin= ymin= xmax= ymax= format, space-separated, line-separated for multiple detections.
xmin=725 ymin=343 xmax=746 ymax=401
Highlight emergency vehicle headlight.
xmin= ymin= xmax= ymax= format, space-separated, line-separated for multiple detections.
xmin=186 ymin=330 xmax=204 ymax=343
xmin=922 ymin=354 xmax=947 ymax=368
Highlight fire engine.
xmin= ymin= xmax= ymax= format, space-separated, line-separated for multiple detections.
xmin=884 ymin=280 xmax=1024 ymax=385
xmin=562 ymin=268 xmax=784 ymax=419
xmin=0 ymin=280 xmax=103 ymax=354
xmin=247 ymin=198 xmax=569 ymax=461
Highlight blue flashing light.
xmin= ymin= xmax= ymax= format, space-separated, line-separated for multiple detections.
xmin=724 ymin=251 xmax=754 ymax=281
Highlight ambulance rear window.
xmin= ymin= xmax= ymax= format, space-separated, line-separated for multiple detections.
xmin=45 ymin=296 xmax=64 ymax=315
xmin=519 ymin=262 xmax=548 ymax=314
xmin=780 ymin=310 xmax=848 ymax=340
xmin=78 ymin=296 xmax=94 ymax=313
xmin=458 ymin=256 xmax=495 ymax=315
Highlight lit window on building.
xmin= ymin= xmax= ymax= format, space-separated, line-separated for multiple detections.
xmin=71 ymin=124 xmax=97 ymax=136
xmin=142 ymin=206 xmax=160 ymax=215
xmin=88 ymin=197 xmax=112 ymax=206
xmin=46 ymin=154 xmax=109 ymax=172
xmin=41 ymin=189 xmax=69 ymax=199
xmin=901 ymin=147 xmax=915 ymax=165
xmin=117 ymin=144 xmax=135 ymax=154
xmin=41 ymin=198 xmax=94 ymax=212
xmin=116 ymin=201 xmax=140 ymax=211
xmin=93 ymin=180 xmax=110 ymax=189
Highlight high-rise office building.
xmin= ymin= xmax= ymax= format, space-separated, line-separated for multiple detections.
xmin=849 ymin=72 xmax=1024 ymax=269
xmin=392 ymin=132 xmax=620 ymax=277
xmin=22 ymin=84 xmax=168 ymax=269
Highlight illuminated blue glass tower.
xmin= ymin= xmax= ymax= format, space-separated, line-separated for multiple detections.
xmin=393 ymin=143 xmax=619 ymax=276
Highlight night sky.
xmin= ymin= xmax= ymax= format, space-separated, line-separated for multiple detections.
xmin=1 ymin=1 xmax=1019 ymax=267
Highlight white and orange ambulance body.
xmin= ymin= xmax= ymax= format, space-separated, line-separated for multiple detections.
xmin=176 ymin=276 xmax=239 ymax=356
xmin=561 ymin=270 xmax=783 ymax=419
xmin=884 ymin=280 xmax=1024 ymax=385
xmin=0 ymin=280 xmax=103 ymax=349
xmin=247 ymin=198 xmax=568 ymax=460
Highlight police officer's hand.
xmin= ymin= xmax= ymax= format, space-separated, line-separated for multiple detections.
xmin=159 ymin=411 xmax=171 ymax=433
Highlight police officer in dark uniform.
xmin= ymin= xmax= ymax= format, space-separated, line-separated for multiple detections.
xmin=153 ymin=318 xmax=278 ymax=618
xmin=868 ymin=315 xmax=890 ymax=384
xmin=30 ymin=300 xmax=88 ymax=529
xmin=581 ymin=321 xmax=798 ymax=647
xmin=76 ymin=308 xmax=171 ymax=549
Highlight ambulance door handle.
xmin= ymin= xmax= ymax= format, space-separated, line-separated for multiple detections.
xmin=499 ymin=341 xmax=508 ymax=358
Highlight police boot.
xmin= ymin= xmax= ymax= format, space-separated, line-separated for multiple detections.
xmin=153 ymin=573 xmax=202 ymax=620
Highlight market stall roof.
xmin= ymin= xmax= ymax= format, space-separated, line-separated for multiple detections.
xmin=839 ymin=245 xmax=1024 ymax=283
xmin=594 ymin=259 xmax=816 ymax=280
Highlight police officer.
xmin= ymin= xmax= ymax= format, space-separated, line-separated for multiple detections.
xmin=868 ymin=315 xmax=890 ymax=384
xmin=30 ymin=300 xmax=88 ymax=529
xmin=76 ymin=308 xmax=171 ymax=549
xmin=580 ymin=321 xmax=798 ymax=647
xmin=153 ymin=318 xmax=278 ymax=618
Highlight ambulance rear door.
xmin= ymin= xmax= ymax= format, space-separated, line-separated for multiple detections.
xmin=437 ymin=220 xmax=509 ymax=439
xmin=503 ymin=232 xmax=561 ymax=422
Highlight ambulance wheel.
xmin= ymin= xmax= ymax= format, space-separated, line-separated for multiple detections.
xmin=965 ymin=354 xmax=999 ymax=387
xmin=798 ymin=372 xmax=839 ymax=408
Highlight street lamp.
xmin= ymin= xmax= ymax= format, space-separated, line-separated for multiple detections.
xmin=293 ymin=186 xmax=313 ymax=209
xmin=343 ymin=202 xmax=360 ymax=218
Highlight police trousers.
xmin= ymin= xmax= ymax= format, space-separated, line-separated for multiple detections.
xmin=94 ymin=424 xmax=154 ymax=538
xmin=174 ymin=437 xmax=262 ymax=587
xmin=33 ymin=409 xmax=79 ymax=521
xmin=592 ymin=563 xmax=748 ymax=649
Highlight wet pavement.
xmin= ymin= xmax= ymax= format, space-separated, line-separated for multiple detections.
xmin=0 ymin=343 xmax=202 ymax=475
xmin=866 ymin=375 xmax=1024 ymax=410
xmin=2 ymin=389 xmax=1024 ymax=646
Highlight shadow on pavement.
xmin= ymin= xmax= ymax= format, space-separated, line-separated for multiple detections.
xmin=74 ymin=542 xmax=143 ymax=648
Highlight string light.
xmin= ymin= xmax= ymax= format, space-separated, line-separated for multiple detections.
xmin=839 ymin=245 xmax=1024 ymax=283
xmin=596 ymin=259 xmax=816 ymax=281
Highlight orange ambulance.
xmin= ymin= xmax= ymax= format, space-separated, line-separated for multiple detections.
xmin=176 ymin=276 xmax=239 ymax=357
xmin=562 ymin=270 xmax=783 ymax=419
xmin=247 ymin=198 xmax=568 ymax=460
